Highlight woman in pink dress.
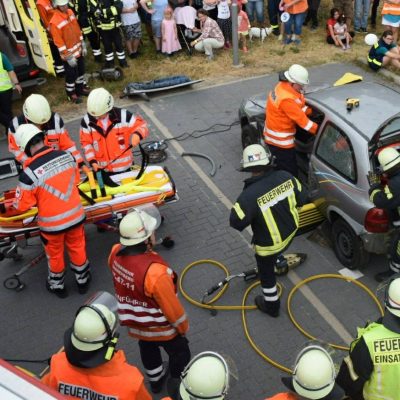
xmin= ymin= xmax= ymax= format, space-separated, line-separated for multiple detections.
xmin=162 ymin=7 xmax=182 ymax=55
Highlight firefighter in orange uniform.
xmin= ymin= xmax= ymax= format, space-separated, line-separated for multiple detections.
xmin=36 ymin=0 xmax=65 ymax=76
xmin=49 ymin=0 xmax=89 ymax=103
xmin=8 ymin=94 xmax=83 ymax=166
xmin=42 ymin=302 xmax=153 ymax=400
xmin=80 ymin=88 xmax=149 ymax=174
xmin=264 ymin=64 xmax=318 ymax=177
xmin=108 ymin=208 xmax=191 ymax=396
xmin=13 ymin=124 xmax=90 ymax=298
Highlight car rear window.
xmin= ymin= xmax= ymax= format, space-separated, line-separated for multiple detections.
xmin=315 ymin=123 xmax=356 ymax=182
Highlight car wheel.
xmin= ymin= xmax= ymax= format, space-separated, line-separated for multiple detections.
xmin=331 ymin=218 xmax=370 ymax=270
xmin=241 ymin=124 xmax=261 ymax=149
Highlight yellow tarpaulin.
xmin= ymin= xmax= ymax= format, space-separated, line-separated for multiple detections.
xmin=333 ymin=73 xmax=363 ymax=86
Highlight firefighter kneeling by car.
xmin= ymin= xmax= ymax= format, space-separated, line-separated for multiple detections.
xmin=230 ymin=144 xmax=307 ymax=317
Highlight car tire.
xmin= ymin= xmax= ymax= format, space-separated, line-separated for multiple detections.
xmin=331 ymin=218 xmax=370 ymax=270
xmin=241 ymin=124 xmax=261 ymax=149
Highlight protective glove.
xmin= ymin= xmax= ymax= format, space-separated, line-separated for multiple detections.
xmin=81 ymin=40 xmax=88 ymax=57
xmin=66 ymin=55 xmax=77 ymax=68
xmin=94 ymin=8 xmax=102 ymax=17
xmin=131 ymin=133 xmax=141 ymax=147
xmin=81 ymin=164 xmax=91 ymax=175
xmin=367 ymin=170 xmax=381 ymax=186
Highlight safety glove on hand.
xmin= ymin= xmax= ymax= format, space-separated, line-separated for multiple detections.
xmin=131 ymin=133 xmax=141 ymax=147
xmin=66 ymin=55 xmax=78 ymax=68
xmin=367 ymin=171 xmax=382 ymax=195
xmin=81 ymin=40 xmax=88 ymax=57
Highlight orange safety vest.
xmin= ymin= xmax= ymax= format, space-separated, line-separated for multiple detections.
xmin=286 ymin=0 xmax=308 ymax=15
xmin=108 ymin=244 xmax=189 ymax=341
xmin=80 ymin=108 xmax=149 ymax=173
xmin=264 ymin=81 xmax=317 ymax=149
xmin=49 ymin=8 xmax=83 ymax=60
xmin=42 ymin=350 xmax=152 ymax=400
xmin=265 ymin=393 xmax=298 ymax=400
xmin=37 ymin=0 xmax=55 ymax=31
xmin=8 ymin=113 xmax=83 ymax=165
xmin=382 ymin=1 xmax=400 ymax=15
xmin=14 ymin=147 xmax=85 ymax=233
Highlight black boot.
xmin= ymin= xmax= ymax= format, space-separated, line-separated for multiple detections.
xmin=103 ymin=60 xmax=114 ymax=69
xmin=77 ymin=271 xmax=92 ymax=294
xmin=254 ymin=295 xmax=280 ymax=317
xmin=94 ymin=54 xmax=103 ymax=63
xmin=46 ymin=281 xmax=68 ymax=298
xmin=150 ymin=363 xmax=169 ymax=394
xmin=375 ymin=269 xmax=396 ymax=283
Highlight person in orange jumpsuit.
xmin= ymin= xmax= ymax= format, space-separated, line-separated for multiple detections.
xmin=13 ymin=124 xmax=90 ymax=298
xmin=80 ymin=87 xmax=149 ymax=174
xmin=42 ymin=302 xmax=153 ymax=400
xmin=108 ymin=207 xmax=191 ymax=397
xmin=264 ymin=64 xmax=318 ymax=177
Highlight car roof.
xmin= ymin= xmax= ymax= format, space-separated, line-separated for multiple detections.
xmin=307 ymin=81 xmax=400 ymax=140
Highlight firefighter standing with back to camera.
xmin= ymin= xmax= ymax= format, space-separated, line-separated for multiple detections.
xmin=336 ymin=277 xmax=400 ymax=400
xmin=80 ymin=88 xmax=148 ymax=175
xmin=49 ymin=0 xmax=89 ymax=104
xmin=230 ymin=144 xmax=307 ymax=317
xmin=108 ymin=208 xmax=191 ymax=397
xmin=13 ymin=124 xmax=90 ymax=298
xmin=369 ymin=147 xmax=400 ymax=283
xmin=8 ymin=94 xmax=83 ymax=166
xmin=264 ymin=64 xmax=318 ymax=177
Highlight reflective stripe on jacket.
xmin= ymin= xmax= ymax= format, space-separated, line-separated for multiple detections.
xmin=359 ymin=322 xmax=400 ymax=400
xmin=37 ymin=0 xmax=55 ymax=31
xmin=230 ymin=170 xmax=306 ymax=256
xmin=42 ymin=351 xmax=152 ymax=400
xmin=8 ymin=113 xmax=83 ymax=165
xmin=49 ymin=8 xmax=83 ymax=60
xmin=264 ymin=81 xmax=318 ymax=149
xmin=108 ymin=244 xmax=189 ymax=341
xmin=80 ymin=107 xmax=149 ymax=173
xmin=0 ymin=53 xmax=12 ymax=92
xmin=88 ymin=0 xmax=122 ymax=30
xmin=14 ymin=147 xmax=85 ymax=233
xmin=382 ymin=1 xmax=400 ymax=15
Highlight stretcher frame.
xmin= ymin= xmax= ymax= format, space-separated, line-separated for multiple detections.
xmin=1 ymin=166 xmax=178 ymax=291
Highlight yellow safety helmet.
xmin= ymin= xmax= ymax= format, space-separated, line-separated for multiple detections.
xmin=242 ymin=144 xmax=272 ymax=169
xmin=378 ymin=147 xmax=400 ymax=172
xmin=87 ymin=88 xmax=114 ymax=117
xmin=23 ymin=94 xmax=51 ymax=125
xmin=14 ymin=124 xmax=44 ymax=155
xmin=284 ymin=64 xmax=310 ymax=85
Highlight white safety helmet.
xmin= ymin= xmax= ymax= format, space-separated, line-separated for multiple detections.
xmin=87 ymin=88 xmax=114 ymax=117
xmin=14 ymin=124 xmax=44 ymax=153
xmin=284 ymin=64 xmax=310 ymax=85
xmin=378 ymin=147 xmax=400 ymax=172
xmin=365 ymin=33 xmax=378 ymax=46
xmin=385 ymin=277 xmax=400 ymax=318
xmin=180 ymin=352 xmax=230 ymax=400
xmin=54 ymin=0 xmax=69 ymax=6
xmin=291 ymin=345 xmax=336 ymax=400
xmin=71 ymin=304 xmax=117 ymax=352
xmin=23 ymin=94 xmax=51 ymax=125
xmin=119 ymin=208 xmax=158 ymax=246
xmin=242 ymin=144 xmax=272 ymax=169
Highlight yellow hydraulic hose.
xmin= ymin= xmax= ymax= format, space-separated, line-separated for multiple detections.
xmin=179 ymin=260 xmax=384 ymax=373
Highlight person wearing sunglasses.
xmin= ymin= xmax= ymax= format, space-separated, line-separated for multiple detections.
xmin=336 ymin=277 xmax=400 ymax=400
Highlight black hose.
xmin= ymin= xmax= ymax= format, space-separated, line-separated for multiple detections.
xmin=181 ymin=152 xmax=217 ymax=177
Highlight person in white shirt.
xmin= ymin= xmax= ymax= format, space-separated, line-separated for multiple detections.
xmin=121 ymin=0 xmax=142 ymax=58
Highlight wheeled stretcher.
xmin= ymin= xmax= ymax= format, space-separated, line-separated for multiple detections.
xmin=0 ymin=166 xmax=177 ymax=291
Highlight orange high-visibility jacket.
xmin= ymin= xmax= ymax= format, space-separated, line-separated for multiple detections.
xmin=265 ymin=394 xmax=298 ymax=400
xmin=80 ymin=108 xmax=149 ymax=173
xmin=8 ymin=113 xmax=83 ymax=165
xmin=49 ymin=8 xmax=83 ymax=60
xmin=382 ymin=1 xmax=400 ymax=15
xmin=108 ymin=245 xmax=189 ymax=341
xmin=42 ymin=350 xmax=152 ymax=400
xmin=14 ymin=147 xmax=85 ymax=233
xmin=264 ymin=81 xmax=318 ymax=149
xmin=37 ymin=0 xmax=55 ymax=31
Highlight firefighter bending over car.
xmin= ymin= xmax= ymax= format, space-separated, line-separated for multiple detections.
xmin=80 ymin=88 xmax=149 ymax=175
xmin=108 ymin=208 xmax=191 ymax=397
xmin=264 ymin=64 xmax=318 ymax=177
xmin=230 ymin=144 xmax=307 ymax=317
xmin=13 ymin=124 xmax=90 ymax=298
xmin=369 ymin=147 xmax=400 ymax=283
xmin=42 ymin=300 xmax=152 ymax=399
xmin=8 ymin=94 xmax=83 ymax=166
xmin=336 ymin=277 xmax=400 ymax=400
xmin=49 ymin=0 xmax=89 ymax=103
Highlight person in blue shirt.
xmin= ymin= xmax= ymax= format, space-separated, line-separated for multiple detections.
xmin=0 ymin=52 xmax=22 ymax=135
xmin=368 ymin=30 xmax=400 ymax=71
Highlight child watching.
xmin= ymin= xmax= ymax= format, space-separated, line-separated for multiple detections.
xmin=238 ymin=3 xmax=250 ymax=52
xmin=121 ymin=0 xmax=142 ymax=58
xmin=161 ymin=7 xmax=182 ymax=55
xmin=217 ymin=0 xmax=232 ymax=48
xmin=333 ymin=13 xmax=351 ymax=50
